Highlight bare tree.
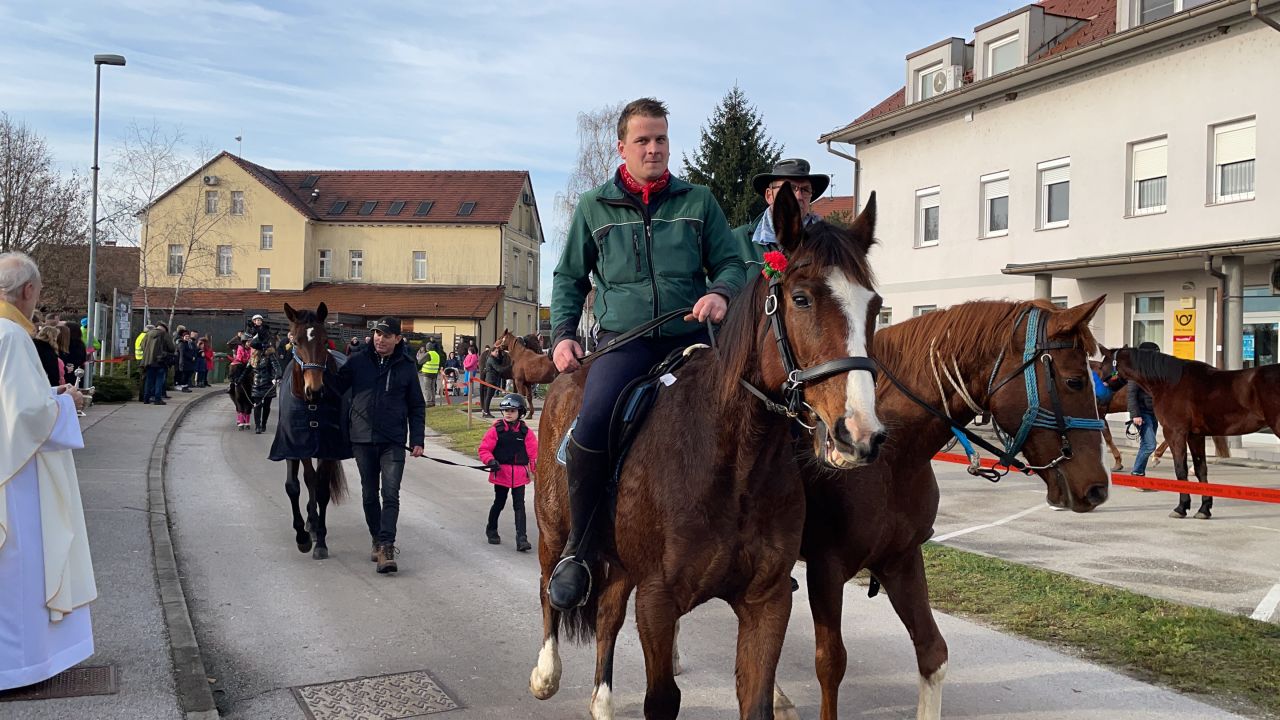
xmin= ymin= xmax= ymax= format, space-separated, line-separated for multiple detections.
xmin=554 ymin=101 xmax=623 ymax=250
xmin=0 ymin=113 xmax=88 ymax=255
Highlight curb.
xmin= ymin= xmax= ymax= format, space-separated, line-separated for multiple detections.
xmin=147 ymin=391 xmax=224 ymax=719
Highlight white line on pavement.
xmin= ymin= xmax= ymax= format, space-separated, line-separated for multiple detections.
xmin=1251 ymin=583 xmax=1280 ymax=622
xmin=933 ymin=504 xmax=1047 ymax=543
xmin=1247 ymin=525 xmax=1280 ymax=534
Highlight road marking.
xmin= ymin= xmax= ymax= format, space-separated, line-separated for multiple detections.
xmin=933 ymin=504 xmax=1046 ymax=543
xmin=1251 ymin=583 xmax=1280 ymax=622
xmin=1247 ymin=525 xmax=1280 ymax=534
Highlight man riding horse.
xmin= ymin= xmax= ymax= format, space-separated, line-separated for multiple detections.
xmin=546 ymin=96 xmax=745 ymax=611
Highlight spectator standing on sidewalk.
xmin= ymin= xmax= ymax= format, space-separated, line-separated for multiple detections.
xmin=480 ymin=344 xmax=510 ymax=418
xmin=33 ymin=324 xmax=63 ymax=386
xmin=417 ymin=341 xmax=442 ymax=407
xmin=141 ymin=322 xmax=175 ymax=406
xmin=462 ymin=345 xmax=479 ymax=397
xmin=195 ymin=336 xmax=211 ymax=387
xmin=477 ymin=393 xmax=537 ymax=551
xmin=0 ymin=251 xmax=97 ymax=691
xmin=1128 ymin=341 xmax=1161 ymax=477
xmin=334 ymin=317 xmax=425 ymax=574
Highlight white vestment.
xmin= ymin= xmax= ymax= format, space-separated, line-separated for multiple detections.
xmin=0 ymin=312 xmax=97 ymax=690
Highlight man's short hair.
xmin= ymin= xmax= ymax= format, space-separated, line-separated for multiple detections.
xmin=617 ymin=97 xmax=669 ymax=141
xmin=0 ymin=251 xmax=40 ymax=302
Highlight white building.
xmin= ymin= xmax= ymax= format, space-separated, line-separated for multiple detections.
xmin=821 ymin=0 xmax=1280 ymax=372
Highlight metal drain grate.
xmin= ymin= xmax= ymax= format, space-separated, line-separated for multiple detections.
xmin=0 ymin=665 xmax=118 ymax=702
xmin=293 ymin=669 xmax=459 ymax=719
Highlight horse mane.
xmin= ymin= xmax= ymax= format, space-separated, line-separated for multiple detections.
xmin=1126 ymin=348 xmax=1185 ymax=386
xmin=519 ymin=333 xmax=544 ymax=352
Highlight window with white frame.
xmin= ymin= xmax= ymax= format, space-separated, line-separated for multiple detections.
xmin=167 ymin=244 xmax=184 ymax=275
xmin=1131 ymin=137 xmax=1168 ymax=215
xmin=876 ymin=308 xmax=893 ymax=329
xmin=257 ymin=268 xmax=271 ymax=292
xmin=1038 ymin=158 xmax=1070 ymax=229
xmin=413 ymin=251 xmax=427 ymax=280
xmin=912 ymin=304 xmax=938 ymax=317
xmin=216 ymin=245 xmax=232 ymax=276
xmin=260 ymin=225 xmax=273 ymax=250
xmin=349 ymin=249 xmax=363 ymax=279
xmin=1130 ymin=293 xmax=1164 ymax=346
xmin=512 ymin=249 xmax=520 ymax=287
xmin=980 ymin=171 xmax=1009 ymax=237
xmin=1213 ymin=118 xmax=1255 ymax=203
xmin=528 ymin=256 xmax=535 ymax=294
xmin=318 ymin=249 xmax=332 ymax=279
xmin=1137 ymin=0 xmax=1213 ymax=25
xmin=205 ymin=190 xmax=218 ymax=214
xmin=916 ymin=62 xmax=942 ymax=102
xmin=915 ymin=187 xmax=940 ymax=247
xmin=231 ymin=190 xmax=245 ymax=215
xmin=986 ymin=34 xmax=1020 ymax=77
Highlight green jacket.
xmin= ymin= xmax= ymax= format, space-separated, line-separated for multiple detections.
xmin=551 ymin=173 xmax=745 ymax=348
xmin=142 ymin=327 xmax=175 ymax=368
xmin=731 ymin=213 xmax=765 ymax=264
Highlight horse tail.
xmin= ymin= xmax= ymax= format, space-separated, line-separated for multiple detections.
xmin=557 ymin=559 xmax=605 ymax=644
xmin=320 ymin=459 xmax=347 ymax=504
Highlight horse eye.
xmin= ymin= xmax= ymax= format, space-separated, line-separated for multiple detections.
xmin=791 ymin=293 xmax=811 ymax=309
xmin=1066 ymin=377 xmax=1085 ymax=391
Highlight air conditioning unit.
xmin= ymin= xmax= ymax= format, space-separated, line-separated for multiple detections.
xmin=202 ymin=175 xmax=219 ymax=186
xmin=930 ymin=65 xmax=964 ymax=96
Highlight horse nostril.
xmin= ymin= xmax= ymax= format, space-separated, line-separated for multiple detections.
xmin=1086 ymin=484 xmax=1109 ymax=507
xmin=870 ymin=430 xmax=888 ymax=453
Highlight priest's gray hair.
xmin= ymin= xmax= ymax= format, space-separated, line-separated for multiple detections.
xmin=0 ymin=251 xmax=41 ymax=302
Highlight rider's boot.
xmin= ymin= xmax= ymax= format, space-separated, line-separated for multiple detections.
xmin=547 ymin=437 xmax=609 ymax=610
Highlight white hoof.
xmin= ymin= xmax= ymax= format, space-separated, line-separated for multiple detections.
xmin=590 ymin=682 xmax=613 ymax=719
xmin=773 ymin=683 xmax=800 ymax=720
xmin=529 ymin=637 xmax=562 ymax=700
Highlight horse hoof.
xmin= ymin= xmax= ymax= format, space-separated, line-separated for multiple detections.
xmin=1194 ymin=511 xmax=1211 ymax=520
xmin=1111 ymin=462 xmax=1123 ymax=472
xmin=1169 ymin=509 xmax=1187 ymax=519
xmin=312 ymin=546 xmax=329 ymax=559
xmin=297 ymin=541 xmax=312 ymax=553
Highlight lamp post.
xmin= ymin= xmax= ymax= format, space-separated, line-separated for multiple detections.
xmin=86 ymin=53 xmax=125 ymax=379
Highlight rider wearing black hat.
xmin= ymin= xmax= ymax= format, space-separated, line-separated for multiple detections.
xmin=731 ymin=158 xmax=831 ymax=263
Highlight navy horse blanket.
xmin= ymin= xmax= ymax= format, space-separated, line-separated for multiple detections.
xmin=268 ymin=354 xmax=353 ymax=462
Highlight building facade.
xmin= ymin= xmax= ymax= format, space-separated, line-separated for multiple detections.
xmin=134 ymin=152 xmax=544 ymax=351
xmin=822 ymin=0 xmax=1280 ymax=372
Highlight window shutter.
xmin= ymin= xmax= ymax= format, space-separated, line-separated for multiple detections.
xmin=1215 ymin=122 xmax=1255 ymax=165
xmin=1041 ymin=164 xmax=1070 ymax=186
xmin=1132 ymin=139 xmax=1168 ymax=181
xmin=918 ymin=191 xmax=940 ymax=209
xmin=982 ymin=176 xmax=1009 ymax=200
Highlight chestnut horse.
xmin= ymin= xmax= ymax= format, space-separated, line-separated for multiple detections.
xmin=497 ymin=329 xmax=557 ymax=418
xmin=530 ymin=189 xmax=884 ymax=719
xmin=1098 ymin=345 xmax=1280 ymax=519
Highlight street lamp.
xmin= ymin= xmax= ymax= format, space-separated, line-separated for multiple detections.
xmin=86 ymin=53 xmax=125 ymax=380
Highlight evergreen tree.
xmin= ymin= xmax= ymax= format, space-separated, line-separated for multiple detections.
xmin=681 ymin=85 xmax=783 ymax=227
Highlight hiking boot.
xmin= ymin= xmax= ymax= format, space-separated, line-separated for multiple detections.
xmin=516 ymin=536 xmax=532 ymax=552
xmin=370 ymin=541 xmax=379 ymax=562
xmin=376 ymin=543 xmax=398 ymax=574
xmin=547 ymin=438 xmax=609 ymax=611
xmin=486 ymin=527 xmax=501 ymax=544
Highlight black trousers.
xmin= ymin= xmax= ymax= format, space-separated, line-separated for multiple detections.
xmin=480 ymin=381 xmax=499 ymax=414
xmin=487 ymin=485 xmax=527 ymax=538
xmin=353 ymin=443 xmax=405 ymax=544
xmin=253 ymin=396 xmax=273 ymax=429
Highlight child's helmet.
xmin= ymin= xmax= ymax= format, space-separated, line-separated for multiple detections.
xmin=498 ymin=393 xmax=528 ymax=418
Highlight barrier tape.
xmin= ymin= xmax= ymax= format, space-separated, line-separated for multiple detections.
xmin=932 ymin=452 xmax=1280 ymax=504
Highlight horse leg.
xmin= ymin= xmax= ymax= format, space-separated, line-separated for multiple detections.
xmin=1168 ymin=432 xmax=1192 ymax=518
xmin=312 ymin=461 xmax=333 ymax=559
xmin=530 ymin=536 xmax=564 ymax=700
xmin=807 ymin=562 xmax=848 ymax=720
xmin=1101 ymin=421 xmax=1123 ymax=471
xmin=589 ymin=574 xmax=635 ymax=720
xmin=878 ymin=549 xmax=948 ymax=720
xmin=1189 ymin=435 xmax=1212 ymax=520
xmin=635 ymin=585 xmax=681 ymax=720
xmin=285 ymin=460 xmax=311 ymax=553
xmin=730 ymin=578 xmax=793 ymax=720
xmin=302 ymin=459 xmax=323 ymax=553
xmin=522 ymin=379 xmax=536 ymax=419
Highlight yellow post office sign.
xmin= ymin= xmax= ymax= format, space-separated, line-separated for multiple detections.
xmin=1172 ymin=308 xmax=1196 ymax=360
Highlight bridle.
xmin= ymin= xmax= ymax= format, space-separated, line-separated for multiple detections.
xmin=878 ymin=306 xmax=1104 ymax=481
xmin=291 ymin=327 xmax=333 ymax=401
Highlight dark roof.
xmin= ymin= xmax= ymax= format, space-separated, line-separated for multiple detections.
xmin=132 ymin=284 xmax=505 ymax=320
xmin=845 ymin=0 xmax=1115 ymax=130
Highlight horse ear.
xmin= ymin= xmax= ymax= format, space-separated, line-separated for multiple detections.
xmin=771 ymin=181 xmax=805 ymax=253
xmin=316 ymin=302 xmax=328 ymax=322
xmin=846 ymin=191 xmax=877 ymax=256
xmin=284 ymin=303 xmax=297 ymax=323
xmin=1047 ymin=294 xmax=1106 ymax=339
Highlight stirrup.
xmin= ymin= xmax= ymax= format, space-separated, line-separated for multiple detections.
xmin=548 ymin=556 xmax=593 ymax=609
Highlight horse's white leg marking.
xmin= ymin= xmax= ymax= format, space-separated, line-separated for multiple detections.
xmin=672 ymin=618 xmax=682 ymax=676
xmin=529 ymin=636 xmax=562 ymax=700
xmin=590 ymin=682 xmax=613 ymax=720
xmin=826 ymin=269 xmax=883 ymax=444
xmin=917 ymin=660 xmax=947 ymax=720
xmin=773 ymin=683 xmax=800 ymax=720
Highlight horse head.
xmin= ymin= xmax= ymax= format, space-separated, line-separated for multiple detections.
xmin=724 ymin=185 xmax=885 ymax=469
xmin=284 ymin=301 xmax=331 ymax=402
xmin=988 ymin=297 xmax=1111 ymax=511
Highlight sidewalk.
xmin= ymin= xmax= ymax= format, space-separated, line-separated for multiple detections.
xmin=3 ymin=388 xmax=215 ymax=720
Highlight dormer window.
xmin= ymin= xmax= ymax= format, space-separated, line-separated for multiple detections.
xmin=916 ymin=62 xmax=944 ymax=101
xmin=986 ymin=34 xmax=1020 ymax=77
xmin=1135 ymin=0 xmax=1213 ymax=26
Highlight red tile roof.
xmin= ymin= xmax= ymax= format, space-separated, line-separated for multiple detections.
xmin=811 ymin=195 xmax=854 ymax=219
xmin=211 ymin=152 xmax=531 ymax=225
xmin=133 ymin=284 xmax=505 ymax=319
xmin=846 ymin=0 xmax=1116 ymax=132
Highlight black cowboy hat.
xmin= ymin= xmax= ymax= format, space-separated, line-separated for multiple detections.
xmin=751 ymin=158 xmax=830 ymax=199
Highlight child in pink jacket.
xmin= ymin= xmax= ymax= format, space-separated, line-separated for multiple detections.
xmin=477 ymin=393 xmax=537 ymax=551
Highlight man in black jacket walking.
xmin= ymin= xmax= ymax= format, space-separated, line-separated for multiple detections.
xmin=335 ymin=316 xmax=425 ymax=573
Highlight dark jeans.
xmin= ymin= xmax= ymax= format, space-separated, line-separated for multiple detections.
xmin=1132 ymin=414 xmax=1159 ymax=475
xmin=145 ymin=365 xmax=167 ymax=402
xmin=572 ymin=330 xmax=706 ymax=451
xmin=253 ymin=396 xmax=273 ymax=429
xmin=195 ymin=368 xmax=208 ymax=386
xmin=487 ymin=485 xmax=527 ymax=537
xmin=353 ymin=443 xmax=405 ymax=544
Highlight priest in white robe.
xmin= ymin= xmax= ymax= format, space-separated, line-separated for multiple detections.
xmin=0 ymin=251 xmax=96 ymax=691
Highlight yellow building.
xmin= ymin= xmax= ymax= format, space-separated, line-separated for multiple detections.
xmin=134 ymin=152 xmax=544 ymax=352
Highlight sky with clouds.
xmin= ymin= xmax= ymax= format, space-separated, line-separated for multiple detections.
xmin=1 ymin=0 xmax=1022 ymax=302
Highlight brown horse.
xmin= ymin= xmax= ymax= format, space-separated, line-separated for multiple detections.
xmin=497 ymin=329 xmax=557 ymax=418
xmin=1098 ymin=345 xmax=1280 ymax=519
xmin=268 ymin=303 xmax=349 ymax=559
xmin=530 ymin=189 xmax=884 ymax=719
xmin=800 ymin=298 xmax=1110 ymax=720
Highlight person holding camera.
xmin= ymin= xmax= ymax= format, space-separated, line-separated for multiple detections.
xmin=141 ymin=322 xmax=175 ymax=405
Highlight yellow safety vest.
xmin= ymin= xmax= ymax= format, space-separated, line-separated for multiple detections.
xmin=419 ymin=350 xmax=441 ymax=375
xmin=134 ymin=332 xmax=146 ymax=360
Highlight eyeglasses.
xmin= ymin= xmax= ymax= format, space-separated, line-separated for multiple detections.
xmin=769 ymin=184 xmax=813 ymax=197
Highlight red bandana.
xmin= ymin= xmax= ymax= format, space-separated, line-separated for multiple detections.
xmin=619 ymin=164 xmax=670 ymax=205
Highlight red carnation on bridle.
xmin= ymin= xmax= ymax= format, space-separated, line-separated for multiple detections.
xmin=761 ymin=250 xmax=788 ymax=279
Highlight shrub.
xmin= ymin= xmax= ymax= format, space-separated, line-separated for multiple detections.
xmin=91 ymin=375 xmax=137 ymax=403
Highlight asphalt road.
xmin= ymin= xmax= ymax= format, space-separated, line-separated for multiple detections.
xmin=165 ymin=397 xmax=1250 ymax=719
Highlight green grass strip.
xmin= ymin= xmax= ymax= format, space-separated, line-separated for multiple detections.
xmin=922 ymin=543 xmax=1280 ymax=717
xmin=425 ymin=404 xmax=491 ymax=457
